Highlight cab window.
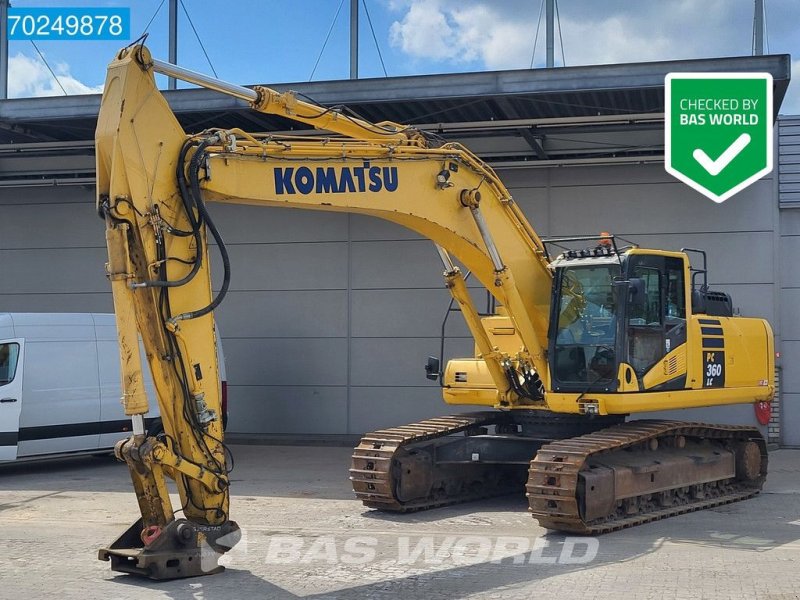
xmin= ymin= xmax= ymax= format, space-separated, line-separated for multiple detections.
xmin=626 ymin=255 xmax=688 ymax=377
xmin=666 ymin=263 xmax=686 ymax=319
xmin=629 ymin=266 xmax=661 ymax=326
xmin=0 ymin=343 xmax=20 ymax=385
xmin=552 ymin=265 xmax=620 ymax=386
xmin=665 ymin=257 xmax=687 ymax=352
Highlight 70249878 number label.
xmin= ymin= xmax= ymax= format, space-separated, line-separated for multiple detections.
xmin=8 ymin=8 xmax=130 ymax=41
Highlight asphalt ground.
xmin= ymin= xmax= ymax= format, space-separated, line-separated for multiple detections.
xmin=1 ymin=445 xmax=799 ymax=599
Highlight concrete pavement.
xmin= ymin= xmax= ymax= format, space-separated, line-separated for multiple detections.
xmin=1 ymin=445 xmax=799 ymax=599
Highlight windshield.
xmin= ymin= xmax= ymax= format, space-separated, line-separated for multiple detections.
xmin=552 ymin=265 xmax=620 ymax=387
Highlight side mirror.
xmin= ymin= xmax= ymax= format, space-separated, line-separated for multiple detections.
xmin=425 ymin=356 xmax=440 ymax=381
xmin=628 ymin=277 xmax=646 ymax=307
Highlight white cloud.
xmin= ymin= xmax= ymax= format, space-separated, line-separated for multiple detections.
xmin=388 ymin=0 xmax=697 ymax=70
xmin=557 ymin=0 xmax=752 ymax=67
xmin=450 ymin=4 xmax=531 ymax=69
xmin=388 ymin=0 xmax=529 ymax=69
xmin=8 ymin=52 xmax=103 ymax=98
xmin=387 ymin=1 xmax=800 ymax=116
xmin=389 ymin=0 xmax=465 ymax=63
xmin=387 ymin=0 xmax=793 ymax=71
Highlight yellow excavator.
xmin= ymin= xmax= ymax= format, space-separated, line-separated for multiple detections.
xmin=95 ymin=42 xmax=773 ymax=579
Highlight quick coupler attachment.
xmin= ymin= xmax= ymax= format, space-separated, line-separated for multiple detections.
xmin=98 ymin=517 xmax=241 ymax=580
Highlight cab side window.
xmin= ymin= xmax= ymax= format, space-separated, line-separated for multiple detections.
xmin=626 ymin=255 xmax=689 ymax=377
xmin=665 ymin=259 xmax=686 ymax=320
xmin=0 ymin=343 xmax=20 ymax=385
xmin=627 ymin=266 xmax=663 ymax=374
xmin=665 ymin=257 xmax=687 ymax=351
xmin=629 ymin=267 xmax=661 ymax=326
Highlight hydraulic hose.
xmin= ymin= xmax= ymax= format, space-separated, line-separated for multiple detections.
xmin=134 ymin=139 xmax=206 ymax=288
xmin=168 ymin=141 xmax=231 ymax=324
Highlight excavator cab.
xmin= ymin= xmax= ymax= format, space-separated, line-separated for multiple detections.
xmin=548 ymin=238 xmax=693 ymax=394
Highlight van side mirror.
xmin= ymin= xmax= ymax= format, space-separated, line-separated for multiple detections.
xmin=628 ymin=278 xmax=646 ymax=307
xmin=425 ymin=356 xmax=440 ymax=381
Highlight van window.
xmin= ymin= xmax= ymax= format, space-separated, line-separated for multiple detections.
xmin=0 ymin=343 xmax=20 ymax=385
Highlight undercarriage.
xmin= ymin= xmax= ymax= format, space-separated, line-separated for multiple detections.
xmin=350 ymin=411 xmax=767 ymax=533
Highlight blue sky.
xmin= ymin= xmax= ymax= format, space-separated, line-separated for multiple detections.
xmin=6 ymin=1 xmax=800 ymax=113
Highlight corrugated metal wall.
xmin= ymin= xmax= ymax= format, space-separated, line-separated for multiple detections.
xmin=0 ymin=155 xmax=784 ymax=439
xmin=779 ymin=115 xmax=800 ymax=206
xmin=779 ymin=115 xmax=800 ymax=446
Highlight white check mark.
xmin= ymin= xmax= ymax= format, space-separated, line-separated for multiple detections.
xmin=692 ymin=133 xmax=751 ymax=176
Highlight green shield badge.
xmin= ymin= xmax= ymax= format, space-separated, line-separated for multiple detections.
xmin=665 ymin=73 xmax=773 ymax=203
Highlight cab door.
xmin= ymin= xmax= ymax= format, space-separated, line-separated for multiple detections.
xmin=626 ymin=255 xmax=687 ymax=387
xmin=0 ymin=339 xmax=24 ymax=461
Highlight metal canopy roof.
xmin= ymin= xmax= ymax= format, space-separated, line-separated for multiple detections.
xmin=0 ymin=53 xmax=791 ymax=181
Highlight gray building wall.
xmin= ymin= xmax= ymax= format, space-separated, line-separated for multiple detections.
xmin=779 ymin=114 xmax=800 ymax=446
xmin=0 ymin=141 xmax=788 ymax=440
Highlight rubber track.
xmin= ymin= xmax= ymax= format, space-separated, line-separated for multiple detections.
xmin=526 ymin=419 xmax=768 ymax=534
xmin=350 ymin=412 xmax=511 ymax=512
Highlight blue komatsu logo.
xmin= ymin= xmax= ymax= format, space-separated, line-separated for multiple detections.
xmin=274 ymin=163 xmax=398 ymax=195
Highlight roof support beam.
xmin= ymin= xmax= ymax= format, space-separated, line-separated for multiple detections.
xmin=546 ymin=0 xmax=554 ymax=67
xmin=168 ymin=0 xmax=178 ymax=90
xmin=0 ymin=122 xmax=59 ymax=144
xmin=519 ymin=127 xmax=549 ymax=159
xmin=754 ymin=0 xmax=764 ymax=56
xmin=350 ymin=0 xmax=358 ymax=79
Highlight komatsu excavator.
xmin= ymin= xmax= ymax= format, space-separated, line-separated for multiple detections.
xmin=95 ymin=42 xmax=773 ymax=579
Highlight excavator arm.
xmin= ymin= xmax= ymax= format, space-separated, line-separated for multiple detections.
xmin=96 ymin=43 xmax=556 ymax=579
xmin=96 ymin=46 xmax=241 ymax=578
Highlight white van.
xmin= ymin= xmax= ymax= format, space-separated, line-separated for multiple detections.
xmin=0 ymin=313 xmax=227 ymax=462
